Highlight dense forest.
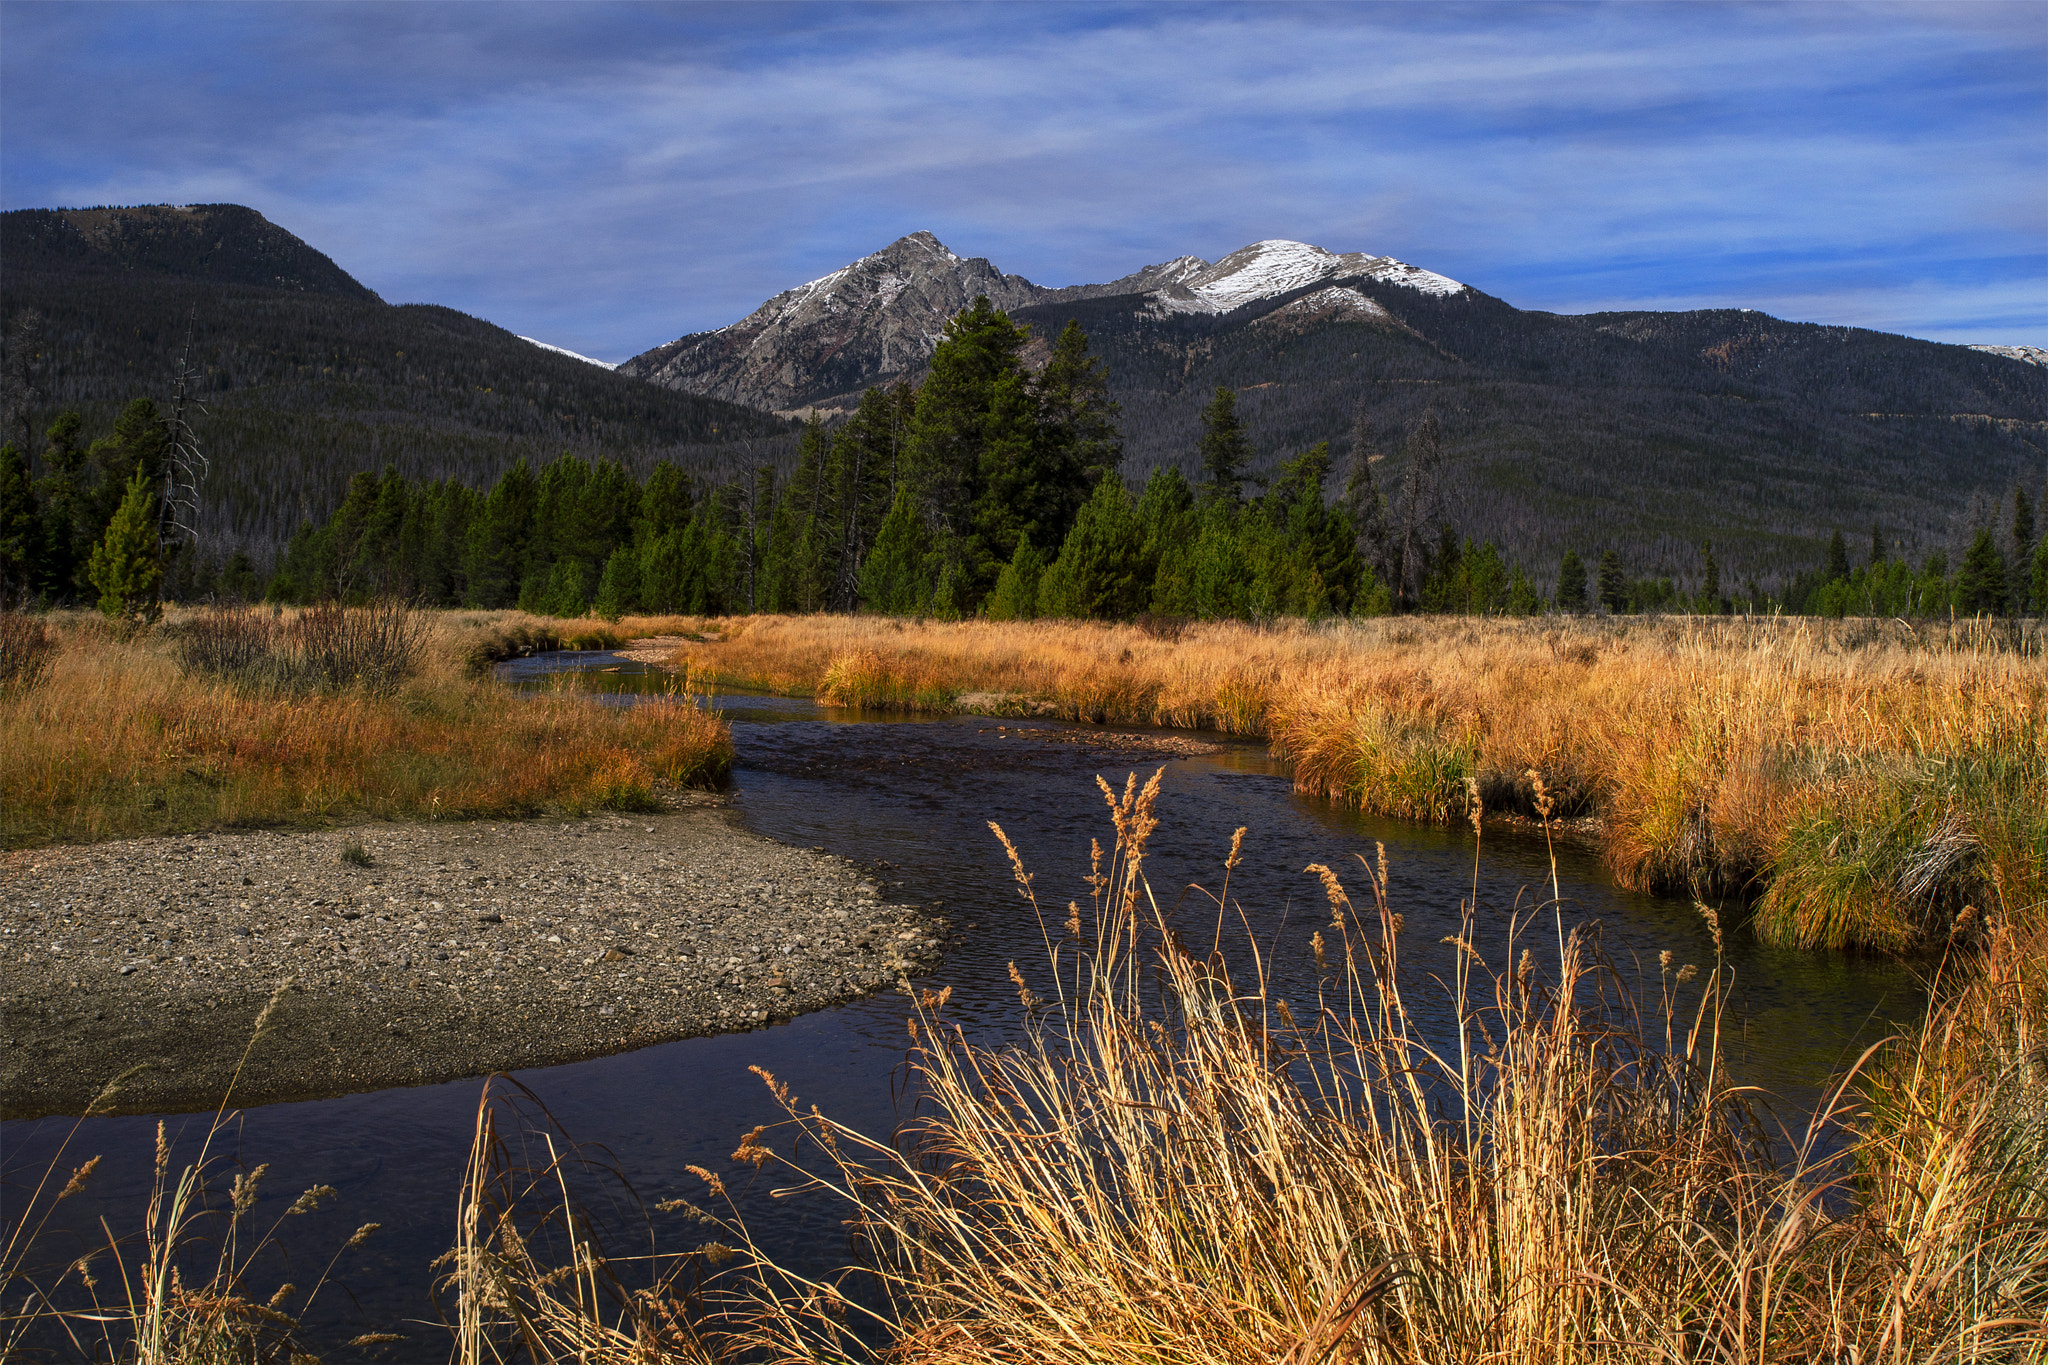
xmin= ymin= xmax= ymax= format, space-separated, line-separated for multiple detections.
xmin=10 ymin=297 xmax=2041 ymax=624
xmin=1008 ymin=279 xmax=2048 ymax=586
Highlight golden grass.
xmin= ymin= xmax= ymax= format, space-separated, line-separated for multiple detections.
xmin=441 ymin=784 xmax=2048 ymax=1362
xmin=0 ymin=609 xmax=732 ymax=848
xmin=663 ymin=614 xmax=2048 ymax=950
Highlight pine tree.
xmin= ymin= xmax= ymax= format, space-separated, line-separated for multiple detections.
xmin=985 ymin=536 xmax=1044 ymax=621
xmin=1869 ymin=523 xmax=1885 ymax=568
xmin=859 ymin=485 xmax=932 ymax=615
xmin=1700 ymin=540 xmax=1721 ymax=612
xmin=0 ymin=444 xmax=41 ymax=601
xmin=1196 ymin=386 xmax=1252 ymax=505
xmin=1825 ymin=529 xmax=1850 ymax=582
xmin=1954 ymin=529 xmax=2006 ymax=615
xmin=464 ymin=458 xmax=537 ymax=608
xmin=1037 ymin=475 xmax=1144 ymax=620
xmin=2010 ymin=486 xmax=2035 ymax=615
xmin=1034 ymin=320 xmax=1123 ymax=491
xmin=87 ymin=465 xmax=163 ymax=621
xmin=1596 ymin=550 xmax=1626 ymax=613
xmin=1556 ymin=549 xmax=1587 ymax=612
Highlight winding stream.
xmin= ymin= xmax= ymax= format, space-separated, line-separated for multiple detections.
xmin=3 ymin=651 xmax=1923 ymax=1357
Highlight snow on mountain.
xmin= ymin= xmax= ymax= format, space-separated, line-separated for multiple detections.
xmin=1970 ymin=344 xmax=2048 ymax=368
xmin=620 ymin=232 xmax=1464 ymax=410
xmin=518 ymin=336 xmax=616 ymax=369
xmin=1184 ymin=239 xmax=1465 ymax=311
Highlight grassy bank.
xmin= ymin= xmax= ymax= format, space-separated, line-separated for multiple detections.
xmin=659 ymin=613 xmax=2047 ymax=952
xmin=0 ymin=608 xmax=731 ymax=848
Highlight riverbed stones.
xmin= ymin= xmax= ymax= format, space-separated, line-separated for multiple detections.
xmin=0 ymin=810 xmax=943 ymax=1119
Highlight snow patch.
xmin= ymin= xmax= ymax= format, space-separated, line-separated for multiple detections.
xmin=1276 ymin=286 xmax=1392 ymax=320
xmin=1178 ymin=239 xmax=1464 ymax=312
xmin=518 ymin=336 xmax=616 ymax=370
xmin=1969 ymin=344 xmax=2048 ymax=368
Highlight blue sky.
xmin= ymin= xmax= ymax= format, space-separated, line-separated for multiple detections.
xmin=4 ymin=1 xmax=2042 ymax=361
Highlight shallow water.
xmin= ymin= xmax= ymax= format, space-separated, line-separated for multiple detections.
xmin=3 ymin=652 xmax=1924 ymax=1358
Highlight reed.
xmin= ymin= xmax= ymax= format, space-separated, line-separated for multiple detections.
xmin=445 ymin=779 xmax=2048 ymax=1362
xmin=664 ymin=613 xmax=2047 ymax=950
xmin=0 ymin=609 xmax=731 ymax=848
xmin=1 ymin=982 xmax=383 ymax=1364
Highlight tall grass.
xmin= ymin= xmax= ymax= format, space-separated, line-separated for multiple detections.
xmin=662 ymin=614 xmax=2047 ymax=950
xmin=1 ymin=983 xmax=383 ymax=1364
xmin=0 ymin=609 xmax=731 ymax=847
xmin=438 ymin=779 xmax=2048 ymax=1362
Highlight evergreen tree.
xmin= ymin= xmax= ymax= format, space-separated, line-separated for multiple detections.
xmin=465 ymin=457 xmax=538 ymax=607
xmin=1869 ymin=522 xmax=1885 ymax=568
xmin=985 ymin=536 xmax=1044 ymax=621
xmin=87 ymin=465 xmax=163 ymax=621
xmin=1033 ymin=320 xmax=1123 ymax=491
xmin=2010 ymin=486 xmax=2035 ymax=615
xmin=638 ymin=462 xmax=694 ymax=542
xmin=828 ymin=387 xmax=907 ymax=610
xmin=859 ymin=485 xmax=933 ymax=615
xmin=1037 ymin=475 xmax=1145 ymax=620
xmin=1954 ymin=529 xmax=2006 ymax=615
xmin=0 ymin=444 xmax=41 ymax=601
xmin=539 ymin=557 xmax=589 ymax=618
xmin=1596 ymin=550 xmax=1626 ymax=613
xmin=1825 ymin=529 xmax=1850 ymax=582
xmin=32 ymin=411 xmax=90 ymax=599
xmin=1196 ymin=386 xmax=1252 ymax=505
xmin=1700 ymin=540 xmax=1722 ymax=612
xmin=1134 ymin=465 xmax=1197 ymax=610
xmin=903 ymin=296 xmax=1036 ymax=604
xmin=2034 ymin=538 xmax=2048 ymax=619
xmin=593 ymin=547 xmax=640 ymax=621
xmin=1556 ymin=549 xmax=1588 ymax=612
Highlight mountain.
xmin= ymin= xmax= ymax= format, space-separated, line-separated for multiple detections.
xmin=617 ymin=234 xmax=1464 ymax=413
xmin=623 ymin=233 xmax=2048 ymax=579
xmin=1 ymin=205 xmax=792 ymax=558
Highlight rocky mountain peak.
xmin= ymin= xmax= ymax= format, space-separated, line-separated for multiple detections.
xmin=618 ymin=233 xmax=1467 ymax=413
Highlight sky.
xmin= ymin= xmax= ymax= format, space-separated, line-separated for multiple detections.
xmin=3 ymin=1 xmax=2043 ymax=362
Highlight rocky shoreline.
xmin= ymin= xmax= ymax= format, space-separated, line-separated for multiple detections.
xmin=0 ymin=807 xmax=943 ymax=1119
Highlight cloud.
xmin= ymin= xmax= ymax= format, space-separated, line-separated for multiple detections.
xmin=4 ymin=1 xmax=2042 ymax=359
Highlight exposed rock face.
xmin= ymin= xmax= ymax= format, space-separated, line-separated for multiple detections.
xmin=618 ymin=233 xmax=1465 ymax=413
xmin=619 ymin=231 xmax=1053 ymax=414
xmin=1970 ymin=344 xmax=2048 ymax=368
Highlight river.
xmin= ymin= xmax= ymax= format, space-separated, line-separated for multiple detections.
xmin=2 ymin=651 xmax=1923 ymax=1359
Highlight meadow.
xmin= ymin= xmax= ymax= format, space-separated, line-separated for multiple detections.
xmin=658 ymin=611 xmax=2047 ymax=954
xmin=0 ymin=607 xmax=732 ymax=849
xmin=6 ymin=607 xmax=2044 ymax=1361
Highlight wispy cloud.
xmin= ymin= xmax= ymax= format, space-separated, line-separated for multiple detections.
xmin=4 ymin=1 xmax=2041 ymax=359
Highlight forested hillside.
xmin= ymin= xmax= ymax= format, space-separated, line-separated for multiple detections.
xmin=1009 ymin=278 xmax=2048 ymax=582
xmin=0 ymin=205 xmax=795 ymax=562
xmin=169 ymin=300 xmax=2043 ymax=626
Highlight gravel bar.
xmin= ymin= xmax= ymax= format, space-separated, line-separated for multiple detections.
xmin=0 ymin=809 xmax=944 ymax=1120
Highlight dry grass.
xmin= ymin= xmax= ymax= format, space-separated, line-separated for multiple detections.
xmin=0 ymin=609 xmax=731 ymax=848
xmin=663 ymin=613 xmax=2048 ymax=951
xmin=442 ymin=782 xmax=2048 ymax=1363
xmin=1 ymin=982 xmax=381 ymax=1364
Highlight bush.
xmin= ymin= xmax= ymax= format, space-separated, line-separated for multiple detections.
xmin=173 ymin=602 xmax=428 ymax=695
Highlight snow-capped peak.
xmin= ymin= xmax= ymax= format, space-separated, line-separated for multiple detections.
xmin=518 ymin=336 xmax=616 ymax=370
xmin=1184 ymin=238 xmax=1464 ymax=311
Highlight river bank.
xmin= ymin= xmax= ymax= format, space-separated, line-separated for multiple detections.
xmin=0 ymin=806 xmax=944 ymax=1119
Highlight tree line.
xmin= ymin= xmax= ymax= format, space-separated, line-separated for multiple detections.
xmin=6 ymin=297 xmax=2046 ymax=624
